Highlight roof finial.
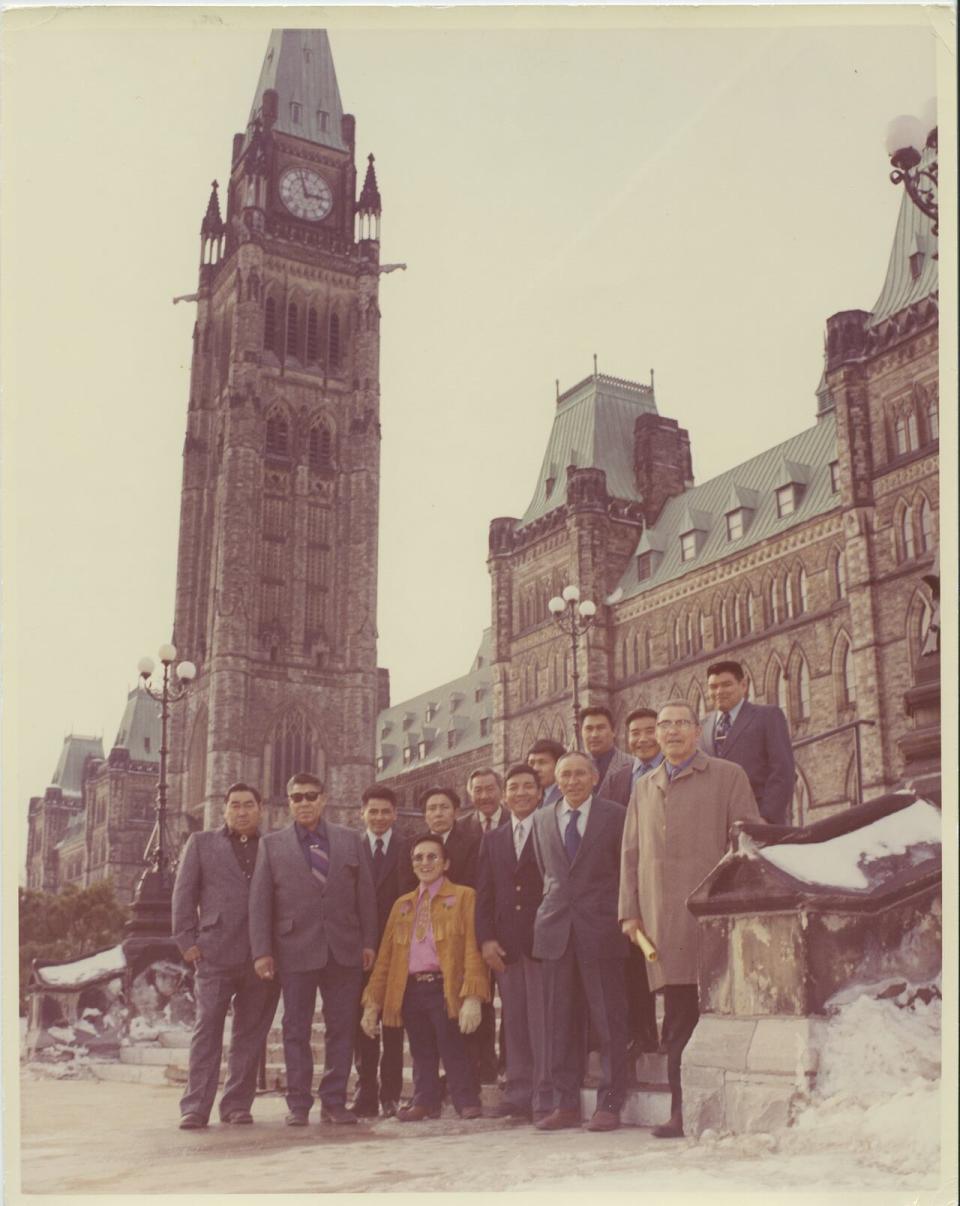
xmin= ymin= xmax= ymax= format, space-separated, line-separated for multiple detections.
xmin=650 ymin=367 xmax=655 ymax=391
xmin=593 ymin=353 xmax=598 ymax=378
xmin=555 ymin=378 xmax=560 ymax=401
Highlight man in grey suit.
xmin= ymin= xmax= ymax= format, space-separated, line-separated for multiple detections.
xmin=581 ymin=706 xmax=633 ymax=806
xmin=700 ymin=660 xmax=795 ymax=825
xmin=172 ymin=782 xmax=280 ymax=1130
xmin=531 ymin=751 xmax=630 ymax=1133
xmin=250 ymin=771 xmax=377 ymax=1126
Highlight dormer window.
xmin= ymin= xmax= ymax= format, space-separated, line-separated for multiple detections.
xmin=376 ymin=754 xmax=387 ymax=772
xmin=725 ymin=510 xmax=744 ymax=541
xmin=417 ymin=740 xmax=429 ymax=759
xmin=829 ymin=461 xmax=840 ymax=493
xmin=317 ymin=109 xmax=329 ymax=132
xmin=479 ymin=717 xmax=491 ymax=738
xmin=290 ymin=102 xmax=303 ymax=124
xmin=775 ymin=485 xmax=797 ymax=518
xmin=474 ymin=687 xmax=484 ymax=703
xmin=402 ymin=745 xmax=414 ymax=766
xmin=545 ymin=476 xmax=555 ymax=498
xmin=680 ymin=531 xmax=698 ymax=562
xmin=636 ymin=552 xmax=653 ymax=581
xmin=909 ymin=249 xmax=924 ymax=281
xmin=447 ymin=729 xmax=458 ymax=750
xmin=425 ymin=703 xmax=438 ymax=723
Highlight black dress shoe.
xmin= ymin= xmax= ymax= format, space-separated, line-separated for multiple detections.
xmin=349 ymin=1099 xmax=380 ymax=1118
xmin=222 ymin=1110 xmax=254 ymax=1125
xmin=284 ymin=1111 xmax=309 ymax=1127
xmin=380 ymin=1100 xmax=399 ymax=1118
xmin=179 ymin=1113 xmax=207 ymax=1130
xmin=321 ymin=1103 xmax=359 ymax=1125
xmin=486 ymin=1102 xmax=533 ymax=1120
xmin=652 ymin=1112 xmax=685 ymax=1139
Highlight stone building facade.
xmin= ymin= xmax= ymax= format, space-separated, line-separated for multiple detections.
xmin=165 ymin=30 xmax=385 ymax=832
xmin=379 ymin=172 xmax=939 ymax=824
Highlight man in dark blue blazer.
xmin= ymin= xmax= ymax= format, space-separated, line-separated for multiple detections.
xmin=351 ymin=785 xmax=408 ymax=1118
xmin=172 ymin=782 xmax=280 ymax=1129
xmin=476 ymin=763 xmax=548 ymax=1121
xmin=700 ymin=660 xmax=796 ymax=825
xmin=531 ymin=752 xmax=630 ymax=1133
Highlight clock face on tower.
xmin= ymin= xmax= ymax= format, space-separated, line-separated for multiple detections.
xmin=278 ymin=168 xmax=333 ymax=221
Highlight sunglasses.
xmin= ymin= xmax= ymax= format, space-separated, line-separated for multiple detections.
xmin=290 ymin=791 xmax=322 ymax=803
xmin=411 ymin=853 xmax=442 ymax=863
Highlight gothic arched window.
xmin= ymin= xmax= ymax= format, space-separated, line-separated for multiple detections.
xmin=306 ymin=308 xmax=320 ymax=363
xmin=796 ymin=657 xmax=811 ymax=721
xmin=833 ymin=549 xmax=847 ymax=600
xmin=265 ymin=412 xmax=289 ymax=459
xmin=918 ymin=498 xmax=934 ymax=553
xmin=309 ymin=423 xmax=333 ymax=471
xmin=328 ymin=312 xmax=341 ymax=371
xmin=267 ymin=710 xmax=320 ymax=800
xmin=899 ymin=504 xmax=916 ymax=561
xmin=286 ymin=302 xmax=300 ymax=357
xmin=797 ymin=567 xmax=808 ymax=614
xmin=264 ymin=297 xmax=279 ymax=355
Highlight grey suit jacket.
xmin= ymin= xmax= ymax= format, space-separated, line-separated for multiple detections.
xmin=595 ymin=746 xmax=634 ymax=807
xmin=249 ymin=821 xmax=377 ymax=974
xmin=172 ymin=829 xmax=256 ymax=969
xmin=530 ymin=795 xmax=630 ymax=963
xmin=700 ymin=700 xmax=795 ymax=825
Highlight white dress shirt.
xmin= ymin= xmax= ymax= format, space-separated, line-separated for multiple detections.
xmin=511 ymin=813 xmax=531 ymax=857
xmin=365 ymin=828 xmax=393 ymax=855
xmin=556 ymin=794 xmax=593 ymax=837
xmin=477 ymin=806 xmax=504 ymax=833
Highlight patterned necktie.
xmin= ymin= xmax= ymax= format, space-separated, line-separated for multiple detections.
xmin=514 ymin=821 xmax=526 ymax=859
xmin=307 ymin=834 xmax=329 ymax=888
xmin=715 ymin=711 xmax=731 ymax=755
xmin=564 ymin=810 xmax=581 ymax=861
xmin=483 ymin=816 xmax=491 ymax=834
xmin=414 ymin=890 xmax=431 ymax=942
xmin=373 ymin=837 xmax=385 ymax=872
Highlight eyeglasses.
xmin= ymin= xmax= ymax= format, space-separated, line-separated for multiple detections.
xmin=289 ymin=791 xmax=322 ymax=803
xmin=411 ymin=853 xmax=442 ymax=863
xmin=656 ymin=720 xmax=697 ymax=730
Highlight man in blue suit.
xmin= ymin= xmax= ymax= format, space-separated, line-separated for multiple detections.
xmin=700 ymin=660 xmax=795 ymax=825
xmin=476 ymin=763 xmax=548 ymax=1121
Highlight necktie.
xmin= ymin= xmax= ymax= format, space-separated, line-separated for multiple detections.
xmin=373 ymin=836 xmax=385 ymax=872
xmin=483 ymin=817 xmax=491 ymax=834
xmin=414 ymin=890 xmax=431 ymax=942
xmin=307 ymin=835 xmax=329 ymax=888
xmin=514 ymin=822 xmax=525 ymax=859
xmin=564 ymin=810 xmax=581 ymax=861
xmin=715 ymin=711 xmax=731 ymax=755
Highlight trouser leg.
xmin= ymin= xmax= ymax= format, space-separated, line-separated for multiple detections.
xmin=180 ymin=968 xmax=232 ymax=1120
xmin=402 ymin=980 xmax=441 ymax=1111
xmin=625 ymin=945 xmax=658 ymax=1045
xmin=578 ymin=949 xmax=629 ymax=1113
xmin=379 ymin=1024 xmax=405 ymax=1105
xmin=541 ymin=943 xmax=583 ymax=1113
xmin=218 ymin=966 xmax=280 ymax=1118
xmin=520 ymin=955 xmax=551 ymax=1113
xmin=280 ymin=971 xmax=320 ymax=1115
xmin=431 ymin=990 xmax=479 ymax=1112
xmin=661 ymin=984 xmax=700 ymax=1115
xmin=497 ymin=959 xmax=533 ymax=1109
xmin=316 ymin=957 xmax=364 ymax=1110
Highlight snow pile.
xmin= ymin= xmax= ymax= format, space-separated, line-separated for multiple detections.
xmin=36 ymin=944 xmax=126 ymax=987
xmin=783 ymin=982 xmax=941 ymax=1176
xmin=760 ymin=799 xmax=941 ymax=890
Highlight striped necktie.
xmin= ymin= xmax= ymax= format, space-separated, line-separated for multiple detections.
xmin=307 ymin=834 xmax=329 ymax=888
xmin=715 ymin=711 xmax=731 ymax=755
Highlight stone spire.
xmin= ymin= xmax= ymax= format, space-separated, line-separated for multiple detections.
xmin=248 ymin=29 xmax=347 ymax=151
xmin=358 ymin=153 xmax=381 ymax=216
xmin=200 ymin=180 xmax=223 ymax=238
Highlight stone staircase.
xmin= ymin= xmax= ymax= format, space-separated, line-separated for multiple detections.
xmin=92 ymin=1014 xmax=671 ymax=1125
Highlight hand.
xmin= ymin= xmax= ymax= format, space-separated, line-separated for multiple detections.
xmin=360 ymin=1004 xmax=380 ymax=1039
xmin=621 ymin=917 xmax=643 ymax=938
xmin=481 ymin=940 xmax=506 ymax=975
xmin=182 ymin=945 xmax=202 ymax=964
xmin=254 ymin=955 xmax=276 ymax=981
xmin=458 ymin=996 xmax=482 ymax=1035
xmin=362 ymin=947 xmax=376 ymax=972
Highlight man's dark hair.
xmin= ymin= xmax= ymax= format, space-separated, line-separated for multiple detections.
xmin=419 ymin=785 xmax=460 ymax=811
xmin=410 ymin=832 xmax=447 ymax=858
xmin=580 ymin=705 xmax=614 ymax=727
xmin=706 ymin=660 xmax=745 ymax=681
xmin=361 ymin=785 xmax=398 ymax=809
xmin=505 ymin=763 xmax=541 ymax=788
xmin=467 ymin=767 xmax=502 ymax=791
xmin=527 ymin=738 xmax=566 ymax=762
xmin=625 ymin=708 xmax=658 ymax=729
xmin=224 ymin=782 xmax=262 ymax=805
xmin=287 ymin=771 xmax=324 ymax=793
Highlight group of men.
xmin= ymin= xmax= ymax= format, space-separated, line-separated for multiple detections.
xmin=172 ymin=658 xmax=795 ymax=1138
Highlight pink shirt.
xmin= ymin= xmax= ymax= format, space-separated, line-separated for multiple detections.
xmin=407 ymin=877 xmax=445 ymax=973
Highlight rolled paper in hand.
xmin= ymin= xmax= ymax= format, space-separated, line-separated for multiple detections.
xmin=630 ymin=926 xmax=658 ymax=962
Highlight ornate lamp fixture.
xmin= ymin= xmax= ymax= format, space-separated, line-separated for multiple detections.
xmin=886 ymin=102 xmax=938 ymax=235
xmin=548 ymin=585 xmax=598 ymax=749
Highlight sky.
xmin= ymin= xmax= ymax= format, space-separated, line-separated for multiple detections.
xmin=0 ymin=6 xmax=948 ymax=847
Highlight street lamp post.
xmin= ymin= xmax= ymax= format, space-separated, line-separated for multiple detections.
xmin=123 ymin=643 xmax=196 ymax=943
xmin=886 ymin=104 xmax=938 ymax=236
xmin=548 ymin=585 xmax=598 ymax=750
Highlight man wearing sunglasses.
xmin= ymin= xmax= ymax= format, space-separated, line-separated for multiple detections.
xmin=250 ymin=771 xmax=377 ymax=1127
xmin=619 ymin=703 xmax=759 ymax=1139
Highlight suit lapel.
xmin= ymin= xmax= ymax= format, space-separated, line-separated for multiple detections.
xmin=723 ymin=701 xmax=756 ymax=757
xmin=284 ymin=824 xmax=326 ymax=894
xmin=216 ymin=830 xmax=248 ymax=885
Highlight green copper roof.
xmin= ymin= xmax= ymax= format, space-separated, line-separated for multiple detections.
xmin=869 ymin=144 xmax=938 ymax=327
xmin=50 ymin=736 xmax=104 ymax=798
xmin=376 ymin=631 xmax=492 ymax=781
xmin=113 ymin=686 xmax=161 ymax=764
xmin=519 ymin=373 xmax=658 ymax=528
xmin=618 ymin=415 xmax=840 ymax=599
xmin=250 ymin=30 xmax=347 ymax=152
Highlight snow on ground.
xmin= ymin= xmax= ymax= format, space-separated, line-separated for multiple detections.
xmin=18 ymin=986 xmax=946 ymax=1196
xmin=34 ymin=942 xmax=126 ymax=987
xmin=760 ymin=799 xmax=941 ymax=890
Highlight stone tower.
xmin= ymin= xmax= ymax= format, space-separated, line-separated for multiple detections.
xmin=168 ymin=30 xmax=383 ymax=830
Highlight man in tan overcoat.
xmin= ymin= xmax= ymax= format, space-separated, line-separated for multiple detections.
xmin=619 ymin=701 xmax=759 ymax=1138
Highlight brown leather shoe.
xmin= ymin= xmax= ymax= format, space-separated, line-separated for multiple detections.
xmin=458 ymin=1105 xmax=483 ymax=1120
xmin=396 ymin=1104 xmax=442 ymax=1122
xmin=535 ymin=1108 xmax=581 ymax=1131
xmin=652 ymin=1112 xmax=684 ymax=1139
xmin=586 ymin=1108 xmax=620 ymax=1132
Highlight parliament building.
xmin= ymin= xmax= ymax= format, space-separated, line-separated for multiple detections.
xmin=26 ymin=30 xmax=939 ymax=899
